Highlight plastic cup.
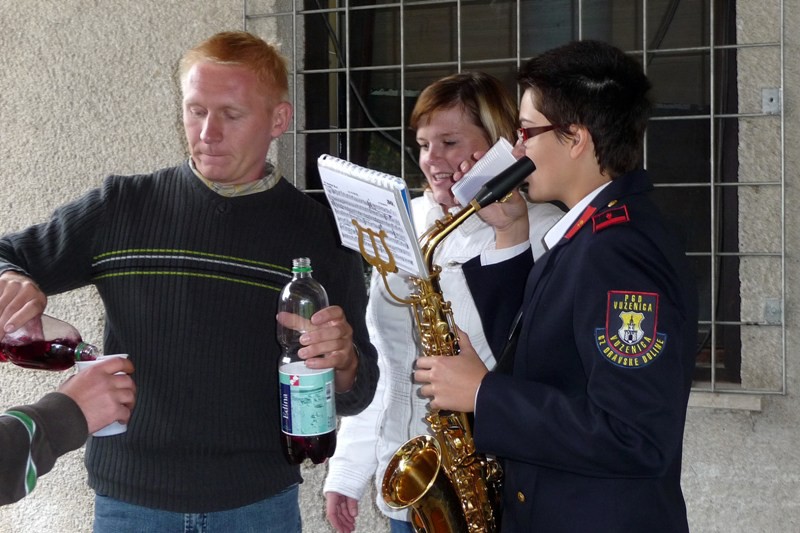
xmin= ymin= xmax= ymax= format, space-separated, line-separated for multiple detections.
xmin=74 ymin=353 xmax=129 ymax=437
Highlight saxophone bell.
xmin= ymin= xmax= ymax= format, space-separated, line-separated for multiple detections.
xmin=382 ymin=435 xmax=468 ymax=533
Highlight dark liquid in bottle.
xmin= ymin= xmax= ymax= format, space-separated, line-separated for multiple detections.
xmin=282 ymin=430 xmax=337 ymax=464
xmin=1 ymin=339 xmax=83 ymax=371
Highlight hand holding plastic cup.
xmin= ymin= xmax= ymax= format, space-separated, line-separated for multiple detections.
xmin=74 ymin=354 xmax=129 ymax=437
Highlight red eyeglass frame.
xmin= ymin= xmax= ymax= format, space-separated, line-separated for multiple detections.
xmin=516 ymin=125 xmax=557 ymax=143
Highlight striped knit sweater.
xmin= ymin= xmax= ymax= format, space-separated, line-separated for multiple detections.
xmin=0 ymin=161 xmax=378 ymax=512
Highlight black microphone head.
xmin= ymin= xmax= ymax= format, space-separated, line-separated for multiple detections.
xmin=472 ymin=157 xmax=536 ymax=208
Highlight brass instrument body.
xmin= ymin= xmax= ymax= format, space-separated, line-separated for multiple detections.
xmin=379 ymin=203 xmax=502 ymax=533
xmin=349 ymin=157 xmax=534 ymax=532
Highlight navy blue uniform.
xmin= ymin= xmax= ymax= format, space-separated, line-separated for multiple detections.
xmin=464 ymin=170 xmax=697 ymax=533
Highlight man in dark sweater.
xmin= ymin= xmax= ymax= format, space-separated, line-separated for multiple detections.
xmin=0 ymin=31 xmax=378 ymax=531
xmin=1 ymin=357 xmax=136 ymax=506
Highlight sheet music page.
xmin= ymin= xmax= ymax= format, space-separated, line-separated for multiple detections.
xmin=318 ymin=155 xmax=427 ymax=278
xmin=451 ymin=137 xmax=517 ymax=206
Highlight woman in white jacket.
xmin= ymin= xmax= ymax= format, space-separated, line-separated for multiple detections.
xmin=324 ymin=72 xmax=563 ymax=533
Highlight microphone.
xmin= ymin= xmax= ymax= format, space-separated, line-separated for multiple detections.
xmin=470 ymin=156 xmax=536 ymax=208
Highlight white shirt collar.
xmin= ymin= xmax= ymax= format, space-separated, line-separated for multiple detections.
xmin=543 ymin=181 xmax=611 ymax=249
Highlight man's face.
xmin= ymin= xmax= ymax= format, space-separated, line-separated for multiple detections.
xmin=182 ymin=61 xmax=291 ymax=185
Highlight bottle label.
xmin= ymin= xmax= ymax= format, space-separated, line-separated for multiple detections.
xmin=279 ymin=362 xmax=336 ymax=436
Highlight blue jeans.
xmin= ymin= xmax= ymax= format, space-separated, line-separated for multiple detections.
xmin=390 ymin=518 xmax=414 ymax=533
xmin=93 ymin=485 xmax=301 ymax=533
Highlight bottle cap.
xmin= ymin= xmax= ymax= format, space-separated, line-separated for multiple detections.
xmin=292 ymin=257 xmax=312 ymax=272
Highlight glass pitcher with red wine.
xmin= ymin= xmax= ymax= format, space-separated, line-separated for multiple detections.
xmin=0 ymin=314 xmax=100 ymax=371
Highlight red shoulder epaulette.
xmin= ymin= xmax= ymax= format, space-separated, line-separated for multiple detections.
xmin=592 ymin=203 xmax=630 ymax=233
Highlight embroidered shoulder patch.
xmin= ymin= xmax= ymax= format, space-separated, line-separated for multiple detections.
xmin=594 ymin=290 xmax=667 ymax=368
xmin=592 ymin=205 xmax=629 ymax=233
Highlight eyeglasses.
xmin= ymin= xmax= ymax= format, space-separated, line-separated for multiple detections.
xmin=516 ymin=125 xmax=557 ymax=144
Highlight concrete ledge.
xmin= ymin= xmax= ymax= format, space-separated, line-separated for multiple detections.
xmin=688 ymin=391 xmax=763 ymax=411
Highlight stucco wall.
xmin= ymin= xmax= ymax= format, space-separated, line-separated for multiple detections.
xmin=680 ymin=2 xmax=800 ymax=532
xmin=0 ymin=1 xmax=797 ymax=532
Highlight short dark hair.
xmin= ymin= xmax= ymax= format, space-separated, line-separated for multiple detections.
xmin=518 ymin=40 xmax=652 ymax=177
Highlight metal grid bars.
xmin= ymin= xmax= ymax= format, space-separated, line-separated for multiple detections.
xmin=244 ymin=0 xmax=786 ymax=395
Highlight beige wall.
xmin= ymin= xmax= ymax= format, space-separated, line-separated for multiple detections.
xmin=0 ymin=1 xmax=798 ymax=532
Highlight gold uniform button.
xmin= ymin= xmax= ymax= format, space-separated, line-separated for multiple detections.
xmin=607 ymin=199 xmax=618 ymax=207
xmin=517 ymin=491 xmax=526 ymax=503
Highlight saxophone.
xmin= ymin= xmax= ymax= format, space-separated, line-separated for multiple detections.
xmin=374 ymin=157 xmax=536 ymax=533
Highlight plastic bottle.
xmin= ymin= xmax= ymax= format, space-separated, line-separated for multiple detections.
xmin=0 ymin=314 xmax=101 ymax=371
xmin=276 ymin=257 xmax=337 ymax=464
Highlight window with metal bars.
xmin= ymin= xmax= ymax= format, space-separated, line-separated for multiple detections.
xmin=245 ymin=0 xmax=785 ymax=396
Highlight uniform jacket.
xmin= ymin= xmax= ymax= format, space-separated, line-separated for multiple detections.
xmin=465 ymin=170 xmax=698 ymax=533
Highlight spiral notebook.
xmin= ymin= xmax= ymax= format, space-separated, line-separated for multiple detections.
xmin=317 ymin=154 xmax=428 ymax=278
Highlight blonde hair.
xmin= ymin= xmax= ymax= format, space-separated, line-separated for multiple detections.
xmin=410 ymin=72 xmax=518 ymax=145
xmin=180 ymin=31 xmax=289 ymax=100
